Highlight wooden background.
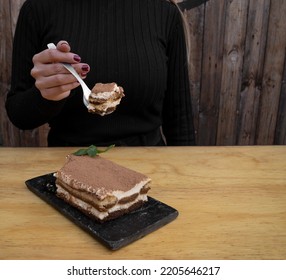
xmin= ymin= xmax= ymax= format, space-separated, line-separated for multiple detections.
xmin=1 ymin=0 xmax=286 ymax=146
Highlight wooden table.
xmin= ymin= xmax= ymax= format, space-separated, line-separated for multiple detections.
xmin=0 ymin=146 xmax=285 ymax=260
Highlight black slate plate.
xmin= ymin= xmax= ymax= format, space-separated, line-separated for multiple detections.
xmin=25 ymin=173 xmax=178 ymax=250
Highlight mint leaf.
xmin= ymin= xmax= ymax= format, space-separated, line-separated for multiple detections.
xmin=73 ymin=144 xmax=114 ymax=157
xmin=73 ymin=148 xmax=88 ymax=156
xmin=87 ymin=145 xmax=97 ymax=157
xmin=97 ymin=144 xmax=115 ymax=154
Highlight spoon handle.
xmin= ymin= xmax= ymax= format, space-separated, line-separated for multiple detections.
xmin=47 ymin=43 xmax=90 ymax=105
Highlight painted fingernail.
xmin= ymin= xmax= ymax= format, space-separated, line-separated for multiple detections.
xmin=73 ymin=55 xmax=81 ymax=62
xmin=81 ymin=65 xmax=89 ymax=71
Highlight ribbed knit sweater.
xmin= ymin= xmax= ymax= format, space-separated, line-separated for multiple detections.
xmin=6 ymin=0 xmax=195 ymax=146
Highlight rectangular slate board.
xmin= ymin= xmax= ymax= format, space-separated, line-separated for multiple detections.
xmin=25 ymin=173 xmax=178 ymax=250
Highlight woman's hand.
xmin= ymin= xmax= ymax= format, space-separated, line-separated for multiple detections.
xmin=31 ymin=40 xmax=90 ymax=101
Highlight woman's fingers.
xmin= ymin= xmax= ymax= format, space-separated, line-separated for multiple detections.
xmin=37 ymin=80 xmax=80 ymax=101
xmin=30 ymin=40 xmax=90 ymax=101
xmin=32 ymin=48 xmax=81 ymax=65
xmin=31 ymin=62 xmax=90 ymax=78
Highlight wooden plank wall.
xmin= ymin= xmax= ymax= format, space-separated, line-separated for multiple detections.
xmin=185 ymin=0 xmax=286 ymax=145
xmin=0 ymin=0 xmax=49 ymax=146
xmin=0 ymin=0 xmax=286 ymax=146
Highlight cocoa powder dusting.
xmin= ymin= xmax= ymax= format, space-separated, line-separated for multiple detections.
xmin=58 ymin=155 xmax=150 ymax=195
xmin=91 ymin=83 xmax=116 ymax=94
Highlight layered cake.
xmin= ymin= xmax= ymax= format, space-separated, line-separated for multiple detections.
xmin=54 ymin=154 xmax=151 ymax=222
xmin=88 ymin=82 xmax=124 ymax=115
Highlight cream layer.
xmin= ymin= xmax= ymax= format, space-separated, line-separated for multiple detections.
xmin=56 ymin=185 xmax=148 ymax=221
xmin=88 ymin=98 xmax=122 ymax=115
xmin=89 ymin=90 xmax=118 ymax=100
xmin=55 ymin=172 xmax=150 ymax=202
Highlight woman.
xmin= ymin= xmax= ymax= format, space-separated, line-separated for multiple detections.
xmin=6 ymin=0 xmax=195 ymax=146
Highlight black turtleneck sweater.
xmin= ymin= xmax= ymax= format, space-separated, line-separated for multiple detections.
xmin=6 ymin=0 xmax=195 ymax=146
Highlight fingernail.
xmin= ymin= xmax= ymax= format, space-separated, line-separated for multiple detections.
xmin=73 ymin=55 xmax=81 ymax=62
xmin=60 ymin=41 xmax=69 ymax=46
xmin=81 ymin=65 xmax=89 ymax=71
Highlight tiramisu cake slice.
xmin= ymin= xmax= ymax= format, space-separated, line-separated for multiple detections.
xmin=88 ymin=82 xmax=124 ymax=115
xmin=54 ymin=154 xmax=151 ymax=222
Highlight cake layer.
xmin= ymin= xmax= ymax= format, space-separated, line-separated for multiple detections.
xmin=57 ymin=185 xmax=147 ymax=222
xmin=55 ymin=155 xmax=151 ymax=199
xmin=54 ymin=154 xmax=151 ymax=222
xmin=88 ymin=82 xmax=124 ymax=115
xmin=88 ymin=99 xmax=122 ymax=115
xmin=56 ymin=178 xmax=150 ymax=212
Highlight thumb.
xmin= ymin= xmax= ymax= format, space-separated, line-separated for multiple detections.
xmin=57 ymin=40 xmax=71 ymax=52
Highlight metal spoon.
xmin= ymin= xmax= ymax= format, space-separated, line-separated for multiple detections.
xmin=47 ymin=43 xmax=90 ymax=107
